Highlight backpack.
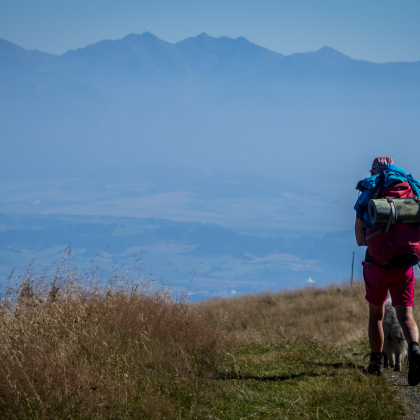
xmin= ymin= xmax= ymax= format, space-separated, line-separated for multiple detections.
xmin=366 ymin=181 xmax=420 ymax=268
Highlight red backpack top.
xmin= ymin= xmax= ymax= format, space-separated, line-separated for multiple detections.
xmin=379 ymin=181 xmax=413 ymax=199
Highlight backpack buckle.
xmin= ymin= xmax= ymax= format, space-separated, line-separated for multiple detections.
xmin=386 ymin=198 xmax=397 ymax=232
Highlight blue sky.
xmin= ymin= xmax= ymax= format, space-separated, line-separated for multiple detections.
xmin=1 ymin=0 xmax=419 ymax=62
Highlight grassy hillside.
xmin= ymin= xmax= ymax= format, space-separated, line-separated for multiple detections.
xmin=199 ymin=283 xmax=371 ymax=344
xmin=0 ymin=266 xmax=415 ymax=419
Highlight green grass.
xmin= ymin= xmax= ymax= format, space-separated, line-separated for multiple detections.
xmin=157 ymin=340 xmax=405 ymax=419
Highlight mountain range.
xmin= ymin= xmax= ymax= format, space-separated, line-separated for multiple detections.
xmin=2 ymin=32 xmax=419 ymax=176
xmin=2 ymin=32 xmax=420 ymax=84
xmin=2 ymin=33 xmax=419 ymax=183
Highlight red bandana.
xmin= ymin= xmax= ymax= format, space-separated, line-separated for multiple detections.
xmin=371 ymin=156 xmax=394 ymax=174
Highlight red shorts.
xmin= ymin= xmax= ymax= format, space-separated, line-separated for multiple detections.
xmin=363 ymin=262 xmax=415 ymax=306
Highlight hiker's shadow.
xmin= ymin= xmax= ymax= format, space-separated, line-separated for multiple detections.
xmin=314 ymin=362 xmax=365 ymax=372
xmin=218 ymin=372 xmax=315 ymax=381
xmin=218 ymin=362 xmax=367 ymax=382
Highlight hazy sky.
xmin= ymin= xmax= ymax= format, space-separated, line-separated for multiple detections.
xmin=1 ymin=0 xmax=419 ymax=63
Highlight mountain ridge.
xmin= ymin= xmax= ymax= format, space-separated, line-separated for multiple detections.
xmin=3 ymin=32 xmax=419 ymax=65
xmin=2 ymin=32 xmax=420 ymax=90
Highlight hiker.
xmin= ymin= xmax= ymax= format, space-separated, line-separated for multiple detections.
xmin=354 ymin=156 xmax=420 ymax=385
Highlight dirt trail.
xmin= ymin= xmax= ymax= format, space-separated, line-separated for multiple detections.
xmin=386 ymin=370 xmax=420 ymax=419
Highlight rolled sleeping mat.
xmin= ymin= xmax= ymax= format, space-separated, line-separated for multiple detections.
xmin=368 ymin=198 xmax=420 ymax=226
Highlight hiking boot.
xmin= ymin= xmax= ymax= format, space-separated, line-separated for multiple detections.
xmin=363 ymin=352 xmax=384 ymax=376
xmin=408 ymin=342 xmax=420 ymax=386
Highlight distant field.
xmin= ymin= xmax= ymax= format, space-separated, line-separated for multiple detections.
xmin=0 ymin=265 xmax=413 ymax=419
xmin=0 ymin=211 xmax=366 ymax=300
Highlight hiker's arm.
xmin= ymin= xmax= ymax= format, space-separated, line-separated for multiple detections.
xmin=355 ymin=218 xmax=367 ymax=246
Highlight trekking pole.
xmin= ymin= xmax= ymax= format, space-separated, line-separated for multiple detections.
xmin=351 ymin=251 xmax=355 ymax=285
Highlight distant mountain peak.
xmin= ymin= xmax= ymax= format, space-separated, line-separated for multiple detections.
xmin=119 ymin=32 xmax=173 ymax=50
xmin=122 ymin=32 xmax=161 ymax=42
xmin=174 ymin=33 xmax=283 ymax=60
xmin=315 ymin=46 xmax=351 ymax=60
xmin=141 ymin=31 xmax=159 ymax=39
xmin=286 ymin=45 xmax=353 ymax=63
xmin=180 ymin=33 xmax=252 ymax=45
xmin=318 ymin=46 xmax=338 ymax=53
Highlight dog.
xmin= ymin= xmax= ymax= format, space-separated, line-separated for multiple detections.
xmin=383 ymin=298 xmax=408 ymax=371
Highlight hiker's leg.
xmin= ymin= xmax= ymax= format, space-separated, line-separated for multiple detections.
xmin=368 ymin=303 xmax=385 ymax=352
xmin=395 ymin=305 xmax=419 ymax=344
xmin=389 ymin=266 xmax=416 ymax=342
xmin=363 ymin=303 xmax=385 ymax=375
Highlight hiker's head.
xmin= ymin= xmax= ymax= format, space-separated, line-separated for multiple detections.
xmin=370 ymin=156 xmax=394 ymax=175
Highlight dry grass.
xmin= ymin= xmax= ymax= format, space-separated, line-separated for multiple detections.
xmin=0 ymin=259 xmax=229 ymax=419
xmin=199 ymin=280 xmax=420 ymax=345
